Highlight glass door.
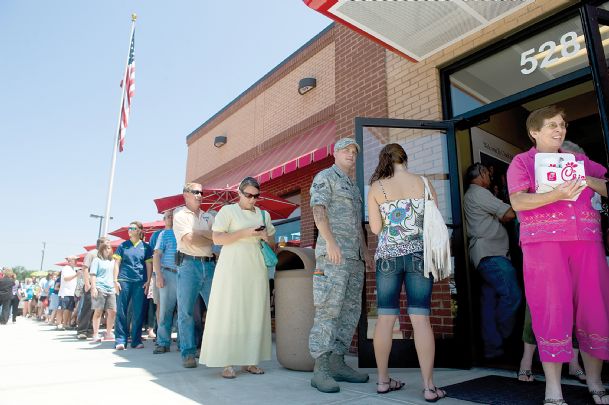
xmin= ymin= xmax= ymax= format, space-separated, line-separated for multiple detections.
xmin=582 ymin=3 xmax=609 ymax=158
xmin=354 ymin=117 xmax=471 ymax=368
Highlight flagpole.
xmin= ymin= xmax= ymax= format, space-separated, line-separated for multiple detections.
xmin=102 ymin=13 xmax=137 ymax=236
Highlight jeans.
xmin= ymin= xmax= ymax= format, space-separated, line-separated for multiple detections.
xmin=115 ymin=281 xmax=145 ymax=347
xmin=376 ymin=252 xmax=434 ymax=316
xmin=11 ymin=296 xmax=19 ymax=321
xmin=0 ymin=296 xmax=11 ymax=324
xmin=77 ymin=290 xmax=93 ymax=334
xmin=156 ymin=269 xmax=178 ymax=348
xmin=177 ymin=257 xmax=215 ymax=359
xmin=477 ymin=256 xmax=522 ymax=357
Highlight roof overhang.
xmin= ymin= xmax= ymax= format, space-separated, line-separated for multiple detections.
xmin=304 ymin=0 xmax=531 ymax=62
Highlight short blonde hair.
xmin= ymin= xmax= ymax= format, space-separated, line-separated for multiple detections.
xmin=183 ymin=182 xmax=202 ymax=193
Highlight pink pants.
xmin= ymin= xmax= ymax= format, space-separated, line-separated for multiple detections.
xmin=522 ymin=240 xmax=609 ymax=363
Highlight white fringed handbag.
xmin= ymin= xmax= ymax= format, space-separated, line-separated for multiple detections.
xmin=420 ymin=176 xmax=452 ymax=281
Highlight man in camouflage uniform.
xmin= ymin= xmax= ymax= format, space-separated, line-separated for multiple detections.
xmin=309 ymin=137 xmax=369 ymax=393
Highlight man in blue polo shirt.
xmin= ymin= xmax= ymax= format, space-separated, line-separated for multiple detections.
xmin=112 ymin=221 xmax=153 ymax=350
xmin=153 ymin=209 xmax=178 ymax=354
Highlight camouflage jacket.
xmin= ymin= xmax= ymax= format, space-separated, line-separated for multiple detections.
xmin=310 ymin=164 xmax=363 ymax=260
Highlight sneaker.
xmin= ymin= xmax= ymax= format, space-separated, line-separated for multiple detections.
xmin=183 ymin=356 xmax=198 ymax=368
xmin=92 ymin=335 xmax=102 ymax=343
xmin=103 ymin=334 xmax=115 ymax=342
xmin=115 ymin=344 xmax=126 ymax=350
xmin=77 ymin=333 xmax=88 ymax=340
xmin=133 ymin=343 xmax=145 ymax=349
xmin=153 ymin=345 xmax=169 ymax=354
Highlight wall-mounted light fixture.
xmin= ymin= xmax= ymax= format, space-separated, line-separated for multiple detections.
xmin=298 ymin=77 xmax=317 ymax=95
xmin=214 ymin=135 xmax=227 ymax=148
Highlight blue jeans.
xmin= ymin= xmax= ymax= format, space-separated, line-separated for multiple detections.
xmin=177 ymin=257 xmax=215 ymax=359
xmin=115 ymin=281 xmax=145 ymax=347
xmin=376 ymin=252 xmax=433 ymax=316
xmin=477 ymin=256 xmax=522 ymax=357
xmin=156 ymin=269 xmax=178 ymax=348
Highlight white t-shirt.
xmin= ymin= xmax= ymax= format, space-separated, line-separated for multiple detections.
xmin=59 ymin=266 xmax=77 ymax=297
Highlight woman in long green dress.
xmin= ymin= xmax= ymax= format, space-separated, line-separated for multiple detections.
xmin=200 ymin=177 xmax=276 ymax=379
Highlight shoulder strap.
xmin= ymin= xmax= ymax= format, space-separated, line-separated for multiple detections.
xmin=420 ymin=176 xmax=433 ymax=200
xmin=260 ymin=209 xmax=266 ymax=226
xmin=378 ymin=180 xmax=389 ymax=202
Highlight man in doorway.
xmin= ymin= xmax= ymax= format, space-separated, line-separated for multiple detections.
xmin=308 ymin=137 xmax=369 ymax=393
xmin=463 ymin=162 xmax=522 ymax=359
xmin=173 ymin=182 xmax=216 ymax=368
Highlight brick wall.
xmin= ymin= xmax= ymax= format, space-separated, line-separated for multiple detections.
xmin=334 ymin=24 xmax=389 ymax=138
xmin=186 ymin=39 xmax=336 ymax=182
xmin=262 ymin=156 xmax=334 ymax=248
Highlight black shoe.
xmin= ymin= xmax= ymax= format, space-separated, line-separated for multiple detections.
xmin=153 ymin=345 xmax=169 ymax=354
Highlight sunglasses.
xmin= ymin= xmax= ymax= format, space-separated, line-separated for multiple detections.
xmin=242 ymin=191 xmax=261 ymax=199
xmin=541 ymin=121 xmax=568 ymax=130
xmin=128 ymin=226 xmax=139 ymax=231
xmin=186 ymin=189 xmax=203 ymax=196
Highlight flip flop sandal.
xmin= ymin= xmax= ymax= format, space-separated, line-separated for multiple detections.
xmin=433 ymin=387 xmax=447 ymax=399
xmin=242 ymin=365 xmax=265 ymax=375
xmin=518 ymin=369 xmax=535 ymax=382
xmin=222 ymin=366 xmax=236 ymax=379
xmin=423 ymin=387 xmax=442 ymax=403
xmin=376 ymin=377 xmax=405 ymax=394
xmin=590 ymin=390 xmax=609 ymax=404
xmin=567 ymin=369 xmax=586 ymax=384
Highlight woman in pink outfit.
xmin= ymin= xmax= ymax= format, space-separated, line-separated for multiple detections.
xmin=507 ymin=105 xmax=609 ymax=405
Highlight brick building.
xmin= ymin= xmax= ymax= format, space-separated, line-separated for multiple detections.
xmin=186 ymin=0 xmax=609 ymax=369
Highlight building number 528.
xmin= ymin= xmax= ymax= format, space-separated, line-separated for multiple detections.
xmin=520 ymin=31 xmax=581 ymax=75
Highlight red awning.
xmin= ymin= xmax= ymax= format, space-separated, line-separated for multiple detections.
xmin=204 ymin=121 xmax=335 ymax=189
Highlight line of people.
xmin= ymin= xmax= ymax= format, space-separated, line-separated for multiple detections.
xmin=3 ymin=107 xmax=608 ymax=404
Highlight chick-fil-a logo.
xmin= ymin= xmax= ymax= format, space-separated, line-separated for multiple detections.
xmin=561 ymin=162 xmax=578 ymax=181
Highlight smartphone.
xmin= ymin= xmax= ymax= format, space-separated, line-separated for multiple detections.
xmin=255 ymin=225 xmax=266 ymax=231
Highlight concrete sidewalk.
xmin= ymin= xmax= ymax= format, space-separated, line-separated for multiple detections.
xmin=0 ymin=318 xmax=511 ymax=405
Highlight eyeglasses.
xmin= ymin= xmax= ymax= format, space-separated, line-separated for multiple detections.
xmin=186 ymin=189 xmax=203 ymax=196
xmin=242 ymin=191 xmax=261 ymax=199
xmin=542 ymin=121 xmax=568 ymax=130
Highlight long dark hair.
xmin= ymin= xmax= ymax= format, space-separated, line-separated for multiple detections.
xmin=369 ymin=143 xmax=408 ymax=184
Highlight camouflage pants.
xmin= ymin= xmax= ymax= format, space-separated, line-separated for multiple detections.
xmin=309 ymin=256 xmax=365 ymax=359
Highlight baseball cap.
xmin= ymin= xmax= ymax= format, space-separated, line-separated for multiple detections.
xmin=334 ymin=138 xmax=360 ymax=153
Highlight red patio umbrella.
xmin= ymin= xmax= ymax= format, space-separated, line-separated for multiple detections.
xmin=83 ymin=238 xmax=125 ymax=251
xmin=154 ymin=189 xmax=298 ymax=220
xmin=108 ymin=220 xmax=165 ymax=242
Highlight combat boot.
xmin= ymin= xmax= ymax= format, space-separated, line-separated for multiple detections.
xmin=328 ymin=352 xmax=369 ymax=383
xmin=311 ymin=352 xmax=340 ymax=393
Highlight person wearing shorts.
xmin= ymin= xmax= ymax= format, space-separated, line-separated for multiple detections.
xmin=57 ymin=256 xmax=80 ymax=330
xmin=90 ymin=241 xmax=117 ymax=342
xmin=367 ymin=143 xmax=446 ymax=401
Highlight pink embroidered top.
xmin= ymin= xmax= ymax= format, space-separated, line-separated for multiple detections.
xmin=506 ymin=147 xmax=607 ymax=245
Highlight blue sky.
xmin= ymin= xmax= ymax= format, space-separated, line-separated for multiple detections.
xmin=0 ymin=1 xmax=330 ymax=270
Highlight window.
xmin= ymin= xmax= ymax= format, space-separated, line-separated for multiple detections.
xmin=272 ymin=193 xmax=301 ymax=246
xmin=448 ymin=14 xmax=604 ymax=116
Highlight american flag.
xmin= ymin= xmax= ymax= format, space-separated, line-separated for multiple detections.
xmin=119 ymin=29 xmax=136 ymax=152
